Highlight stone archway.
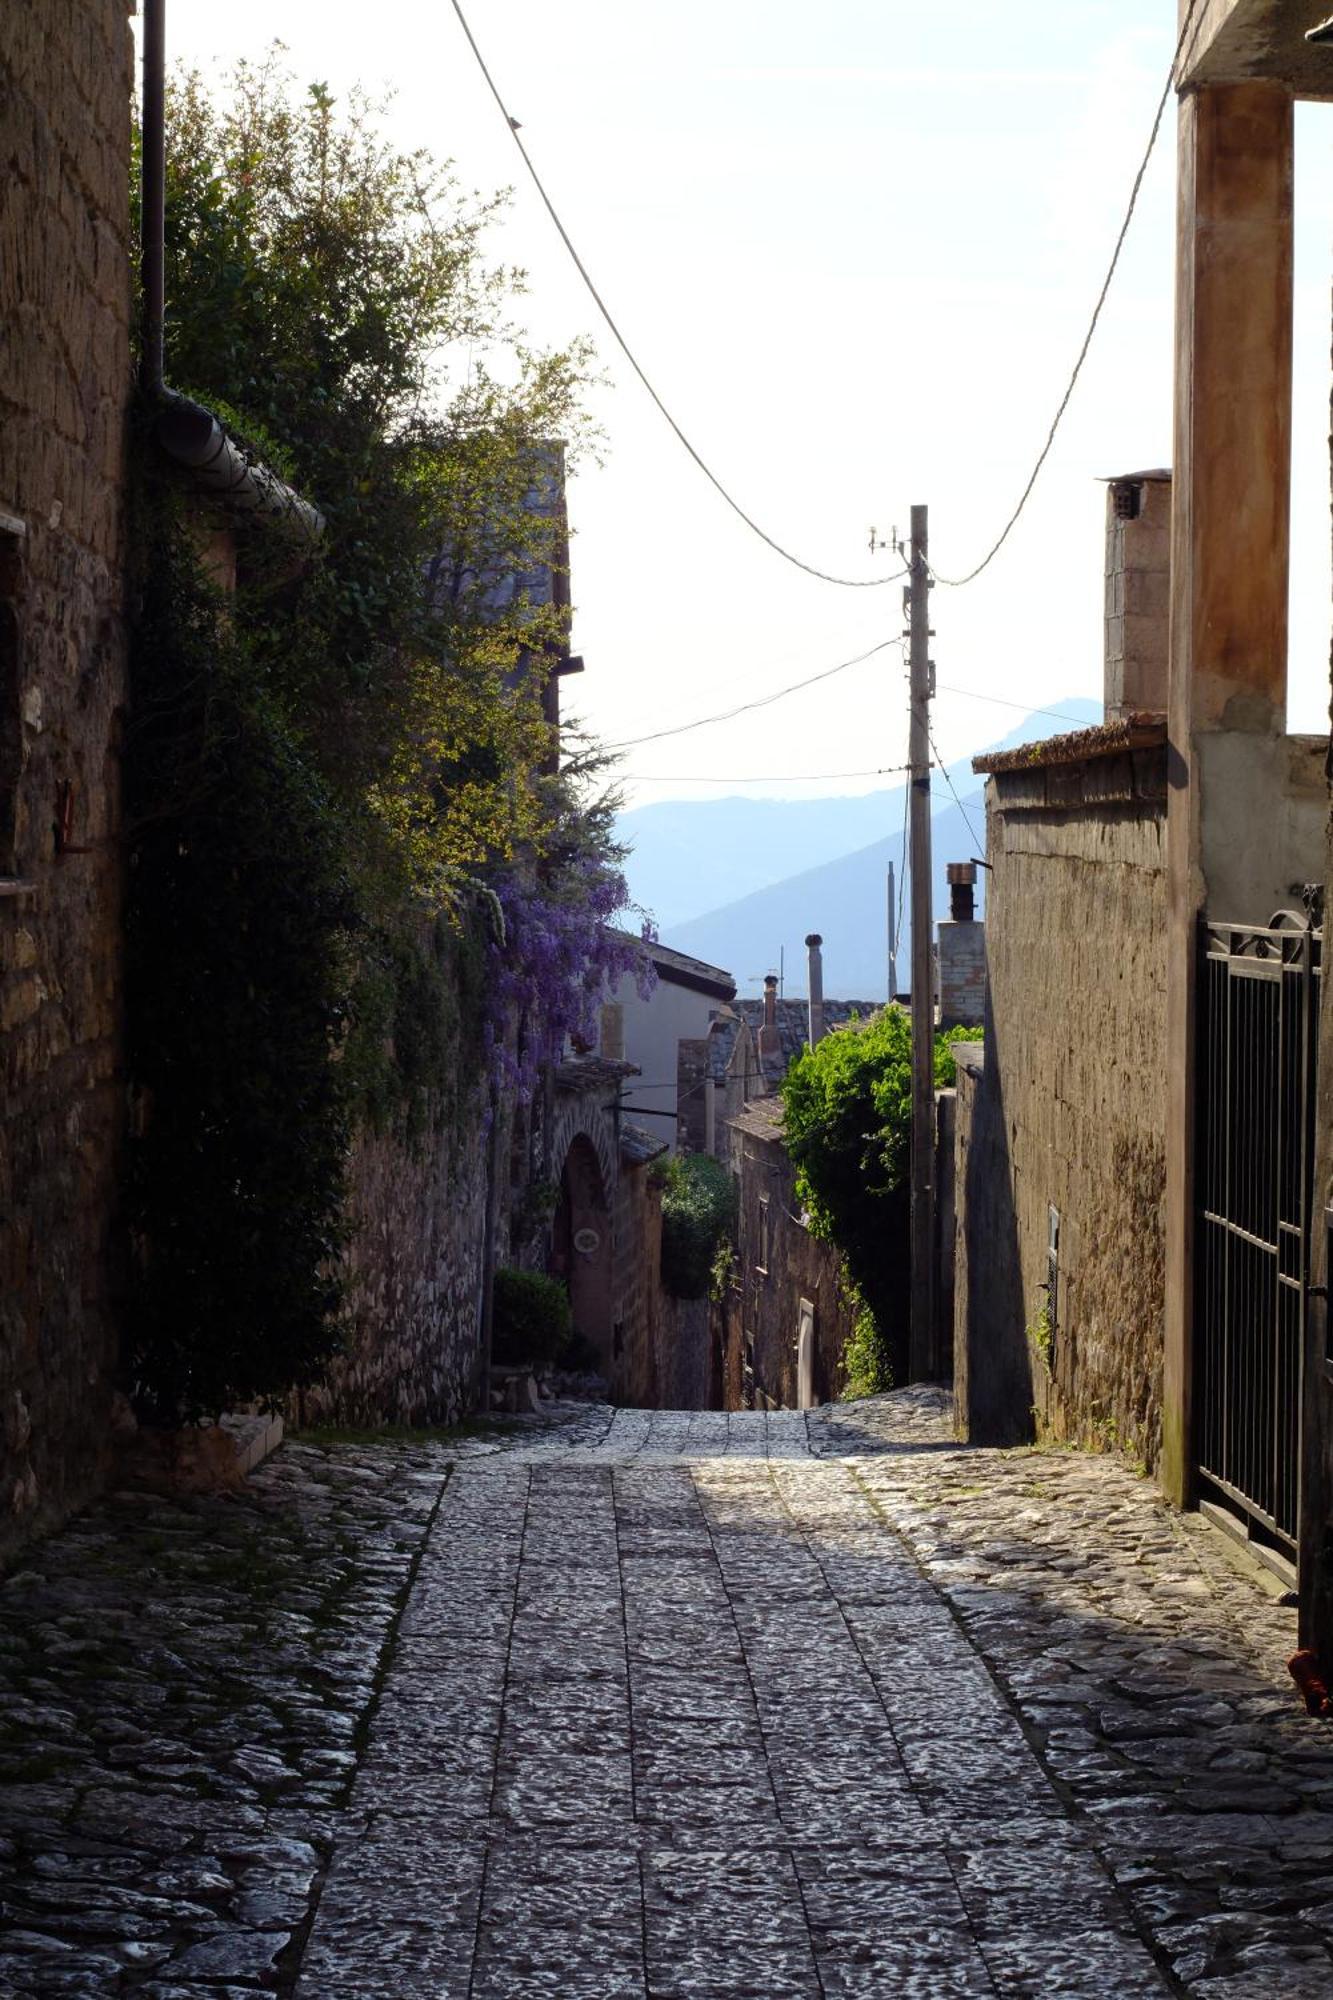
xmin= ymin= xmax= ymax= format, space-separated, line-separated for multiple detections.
xmin=550 ymin=1131 xmax=613 ymax=1371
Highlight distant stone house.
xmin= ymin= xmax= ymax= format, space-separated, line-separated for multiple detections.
xmin=711 ymin=963 xmax=881 ymax=1413
xmin=719 ymin=1095 xmax=853 ymax=1412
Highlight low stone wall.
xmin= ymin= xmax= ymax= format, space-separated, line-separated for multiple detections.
xmin=0 ymin=1 xmax=135 ymax=1557
xmin=652 ymin=1294 xmax=715 ymax=1411
xmin=612 ymin=1163 xmax=661 ymax=1407
xmin=722 ymin=1103 xmax=853 ymax=1412
xmin=954 ymin=768 xmax=1168 ymax=1466
xmin=293 ymin=1095 xmax=491 ymax=1431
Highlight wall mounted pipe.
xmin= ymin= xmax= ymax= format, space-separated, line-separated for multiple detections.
xmin=154 ymin=395 xmax=326 ymax=548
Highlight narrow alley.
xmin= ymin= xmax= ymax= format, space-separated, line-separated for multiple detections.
xmin=2 ymin=1392 xmax=1330 ymax=1998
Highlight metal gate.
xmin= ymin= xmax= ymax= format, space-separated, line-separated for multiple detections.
xmin=1195 ymin=914 xmax=1321 ymax=1563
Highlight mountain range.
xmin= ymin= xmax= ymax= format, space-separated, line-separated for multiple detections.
xmin=614 ymin=699 xmax=1100 ymax=999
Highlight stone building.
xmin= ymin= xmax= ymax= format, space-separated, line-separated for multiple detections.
xmin=718 ymin=1095 xmax=853 ymax=1412
xmin=951 ymin=680 xmax=1171 ymax=1458
xmin=1165 ymin=4 xmax=1333 ymax=1631
xmin=0 ymin=0 xmax=136 ymax=1553
xmin=951 ymin=2 xmax=1333 ymax=1654
xmin=712 ymin=947 xmax=875 ymax=1412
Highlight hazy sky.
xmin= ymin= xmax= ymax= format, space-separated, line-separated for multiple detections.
xmin=157 ymin=2 xmax=1333 ymax=809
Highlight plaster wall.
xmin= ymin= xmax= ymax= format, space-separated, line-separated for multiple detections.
xmin=610 ymin=969 xmax=726 ymax=1155
xmin=1198 ymin=732 xmax=1325 ymax=920
xmin=0 ymin=0 xmax=134 ymax=1555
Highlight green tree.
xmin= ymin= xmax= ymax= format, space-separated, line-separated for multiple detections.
xmin=124 ymin=57 xmax=615 ymax=1419
xmin=780 ymin=1009 xmax=981 ymax=1392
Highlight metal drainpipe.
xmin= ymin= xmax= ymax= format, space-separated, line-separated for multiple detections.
xmin=141 ymin=0 xmax=166 ymax=395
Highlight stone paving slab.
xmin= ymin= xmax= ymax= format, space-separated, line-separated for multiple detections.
xmin=1 ymin=1390 xmax=1332 ymax=1994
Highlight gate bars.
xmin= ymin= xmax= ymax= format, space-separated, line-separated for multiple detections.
xmin=1195 ymin=914 xmax=1321 ymax=1558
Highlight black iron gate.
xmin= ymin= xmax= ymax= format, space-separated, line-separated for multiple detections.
xmin=1196 ymin=914 xmax=1321 ymax=1563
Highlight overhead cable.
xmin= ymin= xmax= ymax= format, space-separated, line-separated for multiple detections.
xmin=929 ymin=723 xmax=986 ymax=856
xmin=446 ymin=0 xmax=908 ymax=590
xmin=604 ymin=639 xmax=898 ymax=751
xmin=931 ymin=0 xmax=1205 ymax=588
xmin=622 ymin=764 xmax=911 ymax=784
xmin=934 ymin=685 xmax=1096 ymax=728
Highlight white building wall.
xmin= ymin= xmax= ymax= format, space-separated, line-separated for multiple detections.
xmin=608 ymin=969 xmax=725 ymax=1156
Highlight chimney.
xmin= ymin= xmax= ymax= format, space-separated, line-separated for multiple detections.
xmin=946 ymin=862 xmax=975 ymax=923
xmin=805 ymin=933 xmax=825 ymax=1046
xmin=1104 ymin=469 xmax=1170 ymax=719
xmin=938 ymin=862 xmax=986 ymax=1030
xmin=758 ymin=974 xmax=780 ymax=1065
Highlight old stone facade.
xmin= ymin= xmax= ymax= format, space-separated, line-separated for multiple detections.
xmin=952 ymin=725 xmax=1169 ymax=1463
xmin=720 ymin=1096 xmax=852 ymax=1412
xmin=0 ymin=1 xmax=135 ymax=1554
xmin=292 ymin=1096 xmax=493 ymax=1432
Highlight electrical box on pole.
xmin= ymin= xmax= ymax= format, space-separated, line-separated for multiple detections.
xmin=907 ymin=505 xmax=935 ymax=1382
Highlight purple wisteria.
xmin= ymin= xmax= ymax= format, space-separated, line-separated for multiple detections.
xmin=484 ymin=855 xmax=656 ymax=1100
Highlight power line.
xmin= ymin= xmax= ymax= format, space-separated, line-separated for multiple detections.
xmin=615 ymin=678 xmax=1094 ymax=765
xmin=604 ymin=639 xmax=898 ymax=751
xmin=931 ymin=0 xmax=1203 ymax=588
xmin=623 ymin=763 xmax=911 ymax=784
xmin=447 ymin=0 xmax=907 ymax=592
xmin=929 ymin=723 xmax=985 ymax=856
xmin=935 ymin=684 xmax=1095 ymax=728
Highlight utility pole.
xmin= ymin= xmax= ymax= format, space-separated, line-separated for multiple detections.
xmin=887 ymin=861 xmax=898 ymax=1003
xmin=907 ymin=504 xmax=935 ymax=1383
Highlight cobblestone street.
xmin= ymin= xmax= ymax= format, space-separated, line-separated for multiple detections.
xmin=2 ymin=1392 xmax=1331 ymax=1997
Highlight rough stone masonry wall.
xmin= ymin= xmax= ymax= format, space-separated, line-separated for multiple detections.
xmin=294 ymin=1089 xmax=492 ymax=1431
xmin=0 ymin=2 xmax=134 ymax=1556
xmin=724 ymin=1120 xmax=852 ymax=1412
xmin=955 ymin=779 xmax=1168 ymax=1467
xmin=612 ymin=1164 xmax=659 ymax=1407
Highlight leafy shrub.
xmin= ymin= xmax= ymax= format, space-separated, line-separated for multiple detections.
xmin=840 ymin=1278 xmax=893 ymax=1401
xmin=657 ymin=1154 xmax=737 ymax=1299
xmin=491 ymin=1268 xmax=573 ymax=1369
xmin=124 ymin=501 xmax=354 ymax=1422
xmin=781 ymin=1007 xmax=978 ymax=1392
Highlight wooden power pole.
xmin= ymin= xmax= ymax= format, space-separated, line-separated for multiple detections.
xmin=907 ymin=504 xmax=935 ymax=1382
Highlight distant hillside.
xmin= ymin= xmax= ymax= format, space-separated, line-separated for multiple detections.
xmin=668 ymin=796 xmax=987 ymax=1000
xmin=615 ymin=699 xmax=1099 ymax=931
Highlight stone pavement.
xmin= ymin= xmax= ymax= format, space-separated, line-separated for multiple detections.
xmin=0 ymin=1393 xmax=1331 ymax=1996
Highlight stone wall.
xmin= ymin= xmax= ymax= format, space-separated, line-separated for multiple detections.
xmin=613 ymin=1160 xmax=659 ymax=1406
xmin=0 ymin=1 xmax=134 ymax=1554
xmin=293 ymin=1094 xmax=492 ymax=1431
xmin=722 ymin=1103 xmax=852 ymax=1411
xmin=954 ymin=759 xmax=1169 ymax=1467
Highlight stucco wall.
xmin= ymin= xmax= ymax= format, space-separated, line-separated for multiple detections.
xmin=954 ymin=765 xmax=1169 ymax=1466
xmin=0 ymin=1 xmax=134 ymax=1553
xmin=612 ymin=969 xmax=728 ymax=1156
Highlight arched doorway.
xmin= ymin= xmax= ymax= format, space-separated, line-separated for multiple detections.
xmin=550 ymin=1133 xmax=613 ymax=1371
